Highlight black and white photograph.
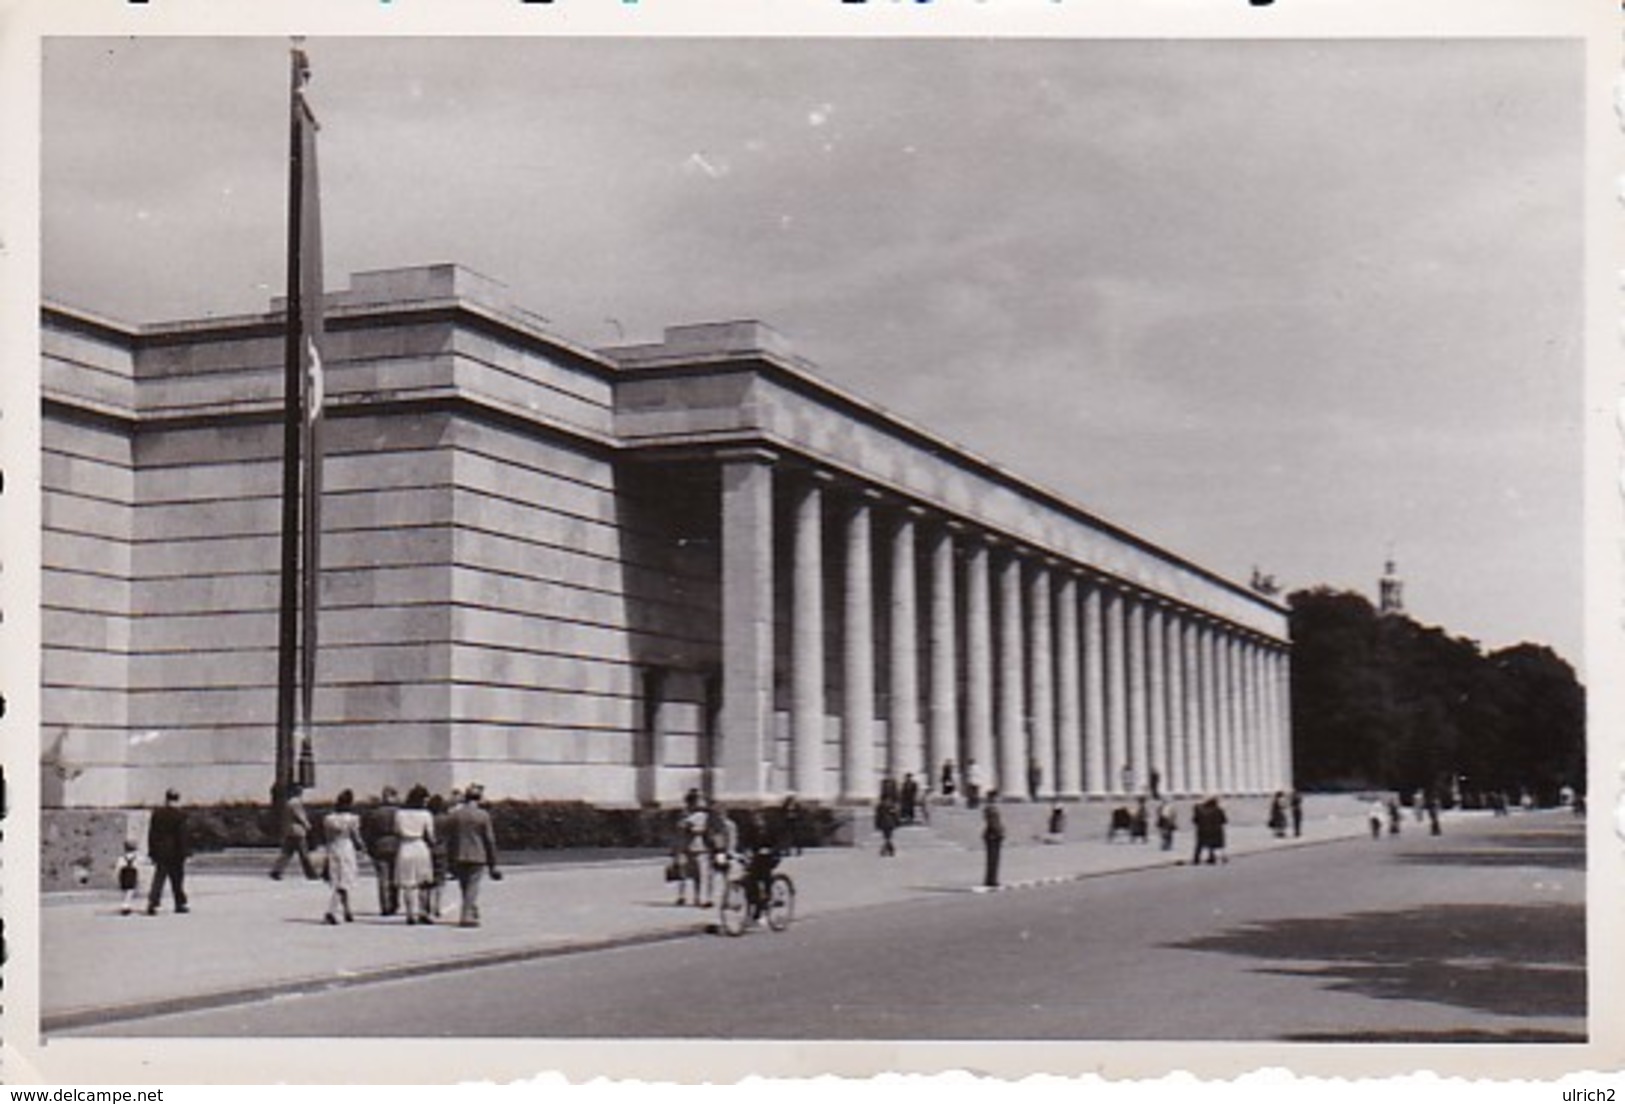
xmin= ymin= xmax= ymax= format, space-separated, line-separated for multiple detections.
xmin=6 ymin=0 xmax=1617 ymax=1089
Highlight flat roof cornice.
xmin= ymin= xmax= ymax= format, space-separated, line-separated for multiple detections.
xmin=614 ymin=352 xmax=1287 ymax=620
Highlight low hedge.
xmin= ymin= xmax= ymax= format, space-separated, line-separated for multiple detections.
xmin=186 ymin=802 xmax=279 ymax=852
xmin=176 ymin=799 xmax=849 ymax=852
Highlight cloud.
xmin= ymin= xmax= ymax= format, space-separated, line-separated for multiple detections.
xmin=39 ymin=35 xmax=1586 ymax=662
xmin=682 ymin=151 xmax=731 ymax=180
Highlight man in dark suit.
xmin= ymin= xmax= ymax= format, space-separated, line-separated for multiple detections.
xmin=981 ymin=790 xmax=1005 ymax=889
xmin=146 ymin=788 xmax=190 ymax=915
xmin=362 ymin=786 xmax=401 ymax=916
xmin=446 ymin=783 xmax=502 ymax=928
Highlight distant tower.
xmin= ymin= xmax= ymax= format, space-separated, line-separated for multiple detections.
xmin=1379 ymin=554 xmax=1405 ymax=616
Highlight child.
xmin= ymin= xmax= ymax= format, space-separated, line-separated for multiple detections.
xmin=115 ymin=840 xmax=146 ymax=915
xmin=1156 ymin=800 xmax=1178 ymax=851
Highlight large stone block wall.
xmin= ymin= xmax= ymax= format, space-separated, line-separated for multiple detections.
xmin=126 ymin=408 xmax=461 ymax=804
xmin=448 ymin=324 xmax=615 ymax=440
xmin=41 ymin=416 xmax=134 ymax=809
xmin=42 ymin=319 xmax=137 ymax=808
xmin=444 ymin=418 xmax=721 ymax=804
xmin=42 ymin=275 xmax=708 ymax=810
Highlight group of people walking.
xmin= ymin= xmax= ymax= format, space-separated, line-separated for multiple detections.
xmin=335 ymin=783 xmax=503 ymax=927
xmin=134 ymin=782 xmax=502 ymax=929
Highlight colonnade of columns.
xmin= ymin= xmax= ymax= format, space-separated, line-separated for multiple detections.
xmin=715 ymin=453 xmax=1292 ymax=804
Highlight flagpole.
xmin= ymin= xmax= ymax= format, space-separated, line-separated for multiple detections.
xmin=274 ymin=42 xmax=308 ymax=806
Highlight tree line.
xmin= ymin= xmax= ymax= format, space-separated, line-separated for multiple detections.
xmin=1288 ymin=587 xmax=1585 ymax=804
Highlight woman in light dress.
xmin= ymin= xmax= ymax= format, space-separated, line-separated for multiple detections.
xmin=322 ymin=789 xmax=367 ymax=925
xmin=394 ymin=784 xmax=437 ymax=925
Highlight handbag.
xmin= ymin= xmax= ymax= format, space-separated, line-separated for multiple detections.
xmin=663 ymin=855 xmax=682 ymax=883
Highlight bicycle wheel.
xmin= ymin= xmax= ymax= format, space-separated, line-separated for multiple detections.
xmin=765 ymin=873 xmax=795 ymax=932
xmin=718 ymin=879 xmax=749 ymax=937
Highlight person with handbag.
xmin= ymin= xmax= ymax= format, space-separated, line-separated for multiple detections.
xmin=674 ymin=789 xmax=711 ymax=907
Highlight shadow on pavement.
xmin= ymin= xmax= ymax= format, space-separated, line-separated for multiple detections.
xmin=1170 ymin=902 xmax=1584 ymax=1021
xmin=1474 ymin=828 xmax=1588 ymax=850
xmin=1394 ymin=829 xmax=1585 ymax=871
xmin=1284 ymin=1027 xmax=1586 ymax=1043
xmin=1395 ymin=848 xmax=1584 ymax=871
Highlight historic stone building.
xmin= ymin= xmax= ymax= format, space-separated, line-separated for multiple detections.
xmin=41 ymin=263 xmax=1292 ymax=810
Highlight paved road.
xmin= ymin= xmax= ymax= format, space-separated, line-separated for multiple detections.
xmin=89 ymin=812 xmax=1583 ymax=1041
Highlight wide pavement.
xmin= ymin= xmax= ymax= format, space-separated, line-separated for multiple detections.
xmin=114 ymin=805 xmax=1583 ymax=1042
xmin=40 ymin=794 xmax=1487 ymax=1034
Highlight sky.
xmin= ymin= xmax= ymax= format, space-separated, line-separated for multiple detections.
xmin=40 ymin=34 xmax=1587 ymax=667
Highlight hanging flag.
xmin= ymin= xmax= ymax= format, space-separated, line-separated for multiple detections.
xmin=295 ymin=44 xmax=326 ymax=783
xmin=276 ymin=42 xmax=326 ymax=797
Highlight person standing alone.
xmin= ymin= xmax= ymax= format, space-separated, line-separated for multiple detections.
xmin=146 ymin=788 xmax=190 ymax=915
xmin=875 ymin=795 xmax=900 ymax=857
xmin=981 ymin=790 xmax=1005 ymax=889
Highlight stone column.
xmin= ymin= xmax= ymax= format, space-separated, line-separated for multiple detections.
xmin=1199 ymin=621 xmax=1219 ymax=795
xmin=1103 ymin=586 xmax=1128 ymax=796
xmin=1125 ymin=593 xmax=1147 ymax=795
xmin=927 ymin=525 xmax=958 ymax=792
xmin=1166 ymin=611 xmax=1188 ymax=796
xmin=1268 ymin=645 xmax=1285 ymax=791
xmin=1187 ymin=619 xmax=1207 ymax=795
xmin=1209 ymin=631 xmax=1227 ymax=793
xmin=1278 ymin=648 xmax=1295 ymax=791
xmin=1028 ymin=564 xmax=1055 ymax=801
xmin=1248 ymin=641 xmax=1266 ymax=794
xmin=841 ymin=492 xmax=876 ymax=802
xmin=1081 ymin=580 xmax=1107 ymax=796
xmin=965 ymin=538 xmax=994 ymax=797
xmin=1262 ymin=645 xmax=1281 ymax=792
xmin=1242 ymin=641 xmax=1256 ymax=793
xmin=1220 ymin=633 xmax=1240 ymax=794
xmin=1233 ymin=636 xmax=1251 ymax=795
xmin=888 ymin=509 xmax=922 ymax=781
xmin=1254 ymin=640 xmax=1267 ymax=793
xmin=996 ymin=548 xmax=1027 ymax=797
xmin=716 ymin=449 xmax=776 ymax=802
xmin=790 ymin=475 xmax=827 ymax=799
xmin=1146 ymin=600 xmax=1167 ymax=798
xmin=1236 ymin=636 xmax=1252 ymax=793
xmin=1054 ymin=572 xmax=1083 ymax=799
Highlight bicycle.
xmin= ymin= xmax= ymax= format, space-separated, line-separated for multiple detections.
xmin=717 ymin=849 xmax=795 ymax=936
